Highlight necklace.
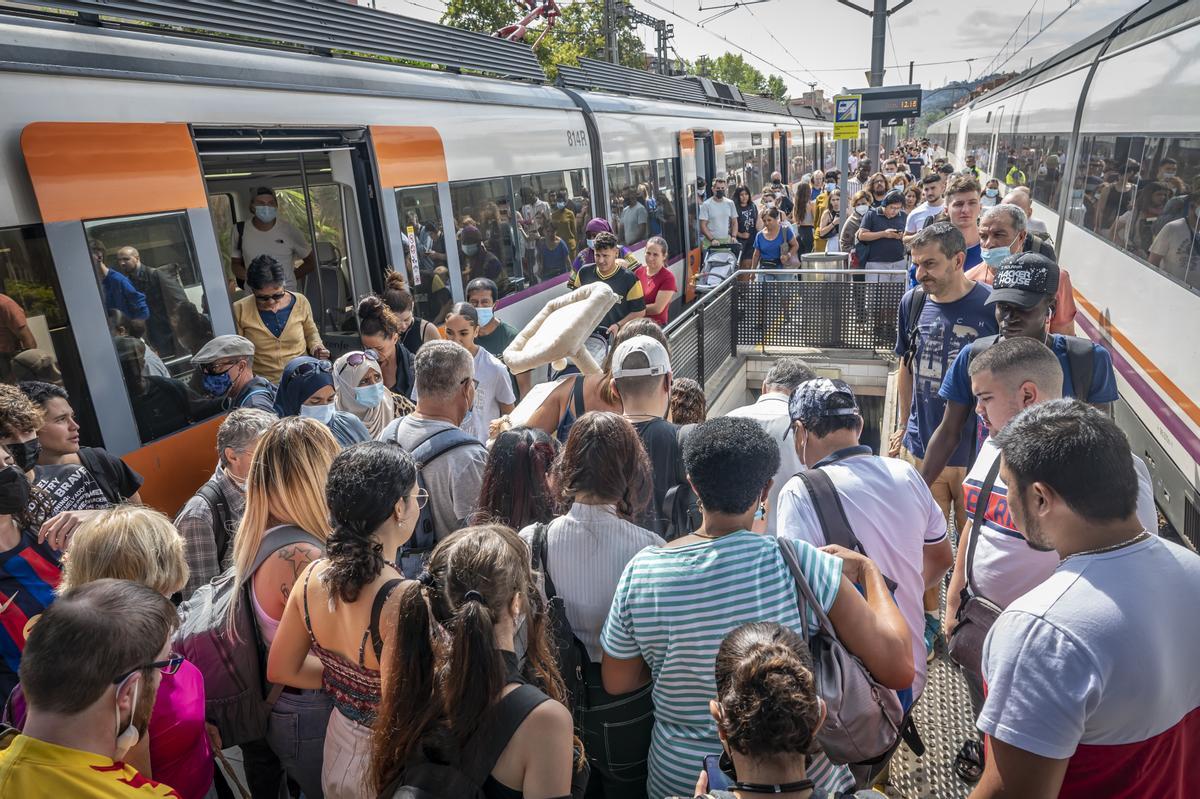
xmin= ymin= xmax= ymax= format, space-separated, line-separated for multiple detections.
xmin=1060 ymin=531 xmax=1150 ymax=564
xmin=729 ymin=777 xmax=814 ymax=794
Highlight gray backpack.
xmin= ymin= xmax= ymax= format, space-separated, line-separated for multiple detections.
xmin=175 ymin=525 xmax=323 ymax=747
xmin=776 ymin=537 xmax=904 ymax=766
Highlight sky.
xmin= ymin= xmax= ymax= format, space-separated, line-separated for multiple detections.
xmin=373 ymin=0 xmax=1148 ymax=96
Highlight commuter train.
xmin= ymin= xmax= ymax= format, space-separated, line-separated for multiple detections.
xmin=929 ymin=0 xmax=1200 ymax=545
xmin=0 ymin=4 xmax=836 ymax=512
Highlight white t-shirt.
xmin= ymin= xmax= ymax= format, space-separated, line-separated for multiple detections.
xmin=962 ymin=437 xmax=1158 ymax=608
xmin=698 ymin=196 xmax=737 ymax=241
xmin=904 ymin=201 xmax=944 ymax=234
xmin=464 ymin=346 xmax=516 ymax=443
xmin=778 ymin=452 xmax=947 ymax=698
xmin=726 ymin=393 xmax=803 ymax=535
xmin=1149 ymin=218 xmax=1199 ymax=281
xmin=234 ymin=219 xmax=312 ymax=290
xmin=979 ymin=536 xmax=1200 ymax=797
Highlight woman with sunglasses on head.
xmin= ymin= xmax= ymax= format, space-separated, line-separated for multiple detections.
xmin=333 ymin=350 xmax=413 ymax=440
xmin=228 ymin=416 xmax=341 ymax=798
xmin=276 ymin=355 xmax=371 ymax=448
xmin=233 ymin=254 xmax=329 ymax=384
xmin=268 ymin=442 xmax=422 ymax=798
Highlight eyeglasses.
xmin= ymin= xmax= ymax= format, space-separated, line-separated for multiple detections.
xmin=253 ymin=291 xmax=288 ymax=305
xmin=459 ymin=376 xmax=480 ymax=390
xmin=292 ymin=360 xmax=333 ymax=378
xmin=112 ymin=653 xmax=185 ymax=684
xmin=412 ymin=487 xmax=429 ymax=510
xmin=337 ymin=349 xmax=379 ymax=375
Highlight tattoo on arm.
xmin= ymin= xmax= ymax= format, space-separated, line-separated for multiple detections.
xmin=274 ymin=544 xmax=318 ymax=602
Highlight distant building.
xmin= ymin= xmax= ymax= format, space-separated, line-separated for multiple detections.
xmin=789 ymin=90 xmax=833 ymax=117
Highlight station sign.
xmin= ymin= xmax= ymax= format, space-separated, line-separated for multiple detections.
xmin=833 ymin=94 xmax=862 ymax=140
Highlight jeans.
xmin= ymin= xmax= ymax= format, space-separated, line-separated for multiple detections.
xmin=266 ymin=689 xmax=332 ymax=799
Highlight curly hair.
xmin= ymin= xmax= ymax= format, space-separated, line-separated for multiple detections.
xmin=683 ymin=416 xmax=779 ymax=514
xmin=0 ymin=384 xmax=43 ymax=438
xmin=323 ymin=442 xmax=417 ymax=604
xmin=714 ymin=622 xmax=822 ymax=758
xmin=668 ymin=377 xmax=706 ymax=425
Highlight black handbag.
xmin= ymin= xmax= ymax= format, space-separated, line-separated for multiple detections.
xmin=947 ymin=456 xmax=1003 ymax=679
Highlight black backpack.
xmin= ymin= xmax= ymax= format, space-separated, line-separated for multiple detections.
xmin=899 ymin=288 xmax=928 ymax=368
xmin=661 ymin=423 xmax=700 ymax=541
xmin=384 ymin=684 xmax=549 ymax=799
xmin=197 ymin=480 xmax=233 ymax=567
xmin=965 ymin=334 xmax=1095 ymax=401
xmin=530 ymin=523 xmax=589 ymax=711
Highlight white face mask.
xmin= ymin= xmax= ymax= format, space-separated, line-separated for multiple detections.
xmin=855 ymin=204 xmax=870 ymax=214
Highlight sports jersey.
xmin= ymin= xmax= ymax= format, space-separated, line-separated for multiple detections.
xmin=0 ymin=730 xmax=182 ymax=797
xmin=568 ymin=262 xmax=645 ymax=330
xmin=980 ymin=536 xmax=1200 ymax=798
xmin=0 ymin=528 xmax=61 ymax=698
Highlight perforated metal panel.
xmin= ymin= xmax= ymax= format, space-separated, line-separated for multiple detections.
xmin=734 ymin=279 xmax=904 ymax=351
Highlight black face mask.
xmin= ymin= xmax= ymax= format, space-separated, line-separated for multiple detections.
xmin=6 ymin=439 xmax=41 ymax=473
xmin=714 ymin=190 xmax=726 ymax=199
xmin=0 ymin=465 xmax=31 ymax=515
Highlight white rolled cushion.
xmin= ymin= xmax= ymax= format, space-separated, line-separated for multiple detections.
xmin=503 ymin=282 xmax=619 ymax=376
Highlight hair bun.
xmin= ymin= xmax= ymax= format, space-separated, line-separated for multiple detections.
xmin=358 ymin=295 xmax=383 ymax=321
xmin=384 ymin=270 xmax=407 ymax=292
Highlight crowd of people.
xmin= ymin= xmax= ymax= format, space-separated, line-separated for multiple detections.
xmin=1 ymin=135 xmax=1198 ymax=799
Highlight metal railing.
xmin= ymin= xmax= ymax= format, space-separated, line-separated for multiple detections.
xmin=665 ymin=268 xmax=907 ymax=389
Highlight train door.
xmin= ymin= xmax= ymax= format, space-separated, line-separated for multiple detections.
xmin=19 ymin=122 xmax=234 ymax=512
xmin=681 ymin=130 xmax=719 ymax=302
xmin=987 ymin=106 xmax=1006 ymax=179
xmin=195 ymin=127 xmax=386 ymax=358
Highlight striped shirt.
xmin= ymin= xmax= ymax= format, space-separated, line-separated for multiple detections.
xmin=519 ymin=503 xmax=663 ymax=662
xmin=601 ymin=530 xmax=849 ymax=798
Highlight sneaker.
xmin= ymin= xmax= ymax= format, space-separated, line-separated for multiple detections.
xmin=923 ymin=612 xmax=941 ymax=662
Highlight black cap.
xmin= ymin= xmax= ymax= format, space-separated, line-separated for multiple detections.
xmin=985 ymin=253 xmax=1060 ymax=309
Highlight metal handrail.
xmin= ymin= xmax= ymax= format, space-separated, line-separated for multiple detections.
xmin=665 ymin=267 xmax=907 ymax=334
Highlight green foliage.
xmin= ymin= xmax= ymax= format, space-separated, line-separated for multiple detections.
xmin=764 ymin=74 xmax=788 ymax=103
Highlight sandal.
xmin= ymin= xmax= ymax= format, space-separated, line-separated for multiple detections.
xmin=953 ymin=739 xmax=985 ymax=783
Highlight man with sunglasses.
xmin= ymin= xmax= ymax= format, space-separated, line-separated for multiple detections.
xmin=191 ymin=334 xmax=278 ymax=414
xmin=0 ymin=579 xmax=183 ymax=796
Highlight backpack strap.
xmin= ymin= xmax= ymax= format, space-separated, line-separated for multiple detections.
xmin=460 ymin=684 xmax=551 ymax=787
xmin=249 ymin=525 xmax=325 ymax=579
xmin=197 ymin=481 xmax=232 ymax=565
xmin=530 ymin=523 xmax=558 ymax=600
xmin=776 ymin=536 xmax=836 ymax=643
xmin=366 ymin=578 xmax=403 ymax=663
xmin=966 ymin=334 xmax=1000 ymax=366
xmin=797 ymin=470 xmax=899 ymax=594
xmin=964 ymin=456 xmax=1003 ymax=601
xmin=410 ymin=426 xmax=483 ymax=468
xmin=901 ymin=288 xmax=928 ymax=366
xmin=1062 ymin=336 xmax=1095 ymax=402
xmin=572 ymin=374 xmax=587 ymax=418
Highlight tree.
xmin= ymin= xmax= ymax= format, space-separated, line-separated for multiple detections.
xmin=706 ymin=52 xmax=766 ymax=95
xmin=764 ymin=74 xmax=788 ymax=103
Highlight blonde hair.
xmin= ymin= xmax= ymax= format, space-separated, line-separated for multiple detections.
xmin=227 ymin=416 xmax=339 ymax=629
xmin=58 ymin=505 xmax=188 ymax=597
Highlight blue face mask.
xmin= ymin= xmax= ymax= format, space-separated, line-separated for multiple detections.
xmin=586 ymin=238 xmax=596 ymax=250
xmin=253 ymin=205 xmax=277 ymax=224
xmin=202 ymin=371 xmax=233 ymax=397
xmin=825 ymin=182 xmax=836 ymax=192
xmin=981 ymin=245 xmax=1012 ymax=267
xmin=462 ymin=243 xmax=480 ymax=257
xmin=475 ymin=306 xmax=494 ymax=326
xmin=354 ymin=382 xmax=388 ymax=408
xmin=555 ymin=202 xmax=566 ymax=210
xmin=299 ymin=402 xmax=336 ymax=425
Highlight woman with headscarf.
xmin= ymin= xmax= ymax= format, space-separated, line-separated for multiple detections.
xmin=570 ymin=217 xmax=631 ymax=276
xmin=274 ymin=355 xmax=371 ymax=448
xmin=333 ymin=350 xmax=412 ymax=439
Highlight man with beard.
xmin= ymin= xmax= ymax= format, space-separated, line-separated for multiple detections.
xmin=968 ymin=398 xmax=1194 ymax=798
xmin=943 ymin=339 xmax=1156 ymax=786
xmin=0 ymin=579 xmax=183 ymax=796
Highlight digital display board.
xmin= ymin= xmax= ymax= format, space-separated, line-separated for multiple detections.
xmin=850 ymin=85 xmax=923 ymax=122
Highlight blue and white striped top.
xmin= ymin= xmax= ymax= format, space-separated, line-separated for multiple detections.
xmin=600 ymin=530 xmax=850 ymax=798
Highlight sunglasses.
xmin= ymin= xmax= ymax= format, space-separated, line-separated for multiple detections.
xmin=112 ymin=653 xmax=185 ymax=684
xmin=254 ymin=291 xmax=288 ymax=305
xmin=337 ymin=349 xmax=380 ymax=375
xmin=412 ymin=487 xmax=429 ymax=510
xmin=292 ymin=360 xmax=333 ymax=378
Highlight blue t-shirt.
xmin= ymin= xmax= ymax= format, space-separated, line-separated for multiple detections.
xmin=754 ymin=226 xmax=796 ymax=263
xmin=538 ymin=238 xmax=571 ymax=278
xmin=939 ymin=334 xmax=1119 ymax=408
xmin=894 ymin=282 xmax=997 ymax=464
xmin=964 ymin=242 xmax=983 ymax=270
xmin=860 ymin=208 xmax=907 ymax=263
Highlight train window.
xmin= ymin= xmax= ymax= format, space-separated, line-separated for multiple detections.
xmin=207 ymin=193 xmax=236 ymax=288
xmin=654 ymin=158 xmax=683 ymax=259
xmin=449 ymin=178 xmax=522 ymax=297
xmin=0 ymin=225 xmax=99 ymax=443
xmin=725 ymin=144 xmax=770 ymax=197
xmin=395 ymin=184 xmax=450 ymax=324
xmin=83 ymin=213 xmax=219 ymax=444
xmin=516 ymin=169 xmax=591 ymax=284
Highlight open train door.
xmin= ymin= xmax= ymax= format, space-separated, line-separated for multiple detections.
xmin=680 ymin=129 xmax=721 ymax=303
xmin=369 ymin=126 xmax=461 ymax=319
xmin=20 ymin=122 xmax=234 ymax=513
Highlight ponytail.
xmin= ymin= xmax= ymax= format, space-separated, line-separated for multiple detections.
xmin=443 ymin=596 xmax=506 ymax=744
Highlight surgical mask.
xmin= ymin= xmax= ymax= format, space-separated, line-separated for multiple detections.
xmin=202 ymin=370 xmax=234 ymax=397
xmin=354 ymin=382 xmax=388 ymax=408
xmin=253 ymin=205 xmax=277 ymax=224
xmin=855 ymin=204 xmax=870 ymax=214
xmin=475 ymin=306 xmax=494 ymax=326
xmin=0 ymin=465 xmax=31 ymax=515
xmin=981 ymin=245 xmax=1012 ymax=267
xmin=825 ymin=182 xmax=836 ymax=192
xmin=586 ymin=238 xmax=596 ymax=250
xmin=113 ymin=675 xmax=141 ymax=761
xmin=462 ymin=243 xmax=480 ymax=257
xmin=985 ymin=188 xmax=999 ymax=197
xmin=555 ymin=201 xmax=566 ymax=210
xmin=884 ymin=170 xmax=896 ymax=178
xmin=1163 ymin=170 xmax=1177 ymax=179
xmin=6 ymin=439 xmax=41 ymax=472
xmin=299 ymin=402 xmax=336 ymax=425
xmin=714 ymin=190 xmax=725 ymax=199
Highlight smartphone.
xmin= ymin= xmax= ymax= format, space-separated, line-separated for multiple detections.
xmin=702 ymin=754 xmax=734 ymax=791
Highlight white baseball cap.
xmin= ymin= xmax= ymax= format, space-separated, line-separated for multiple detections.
xmin=611 ymin=335 xmax=671 ymax=379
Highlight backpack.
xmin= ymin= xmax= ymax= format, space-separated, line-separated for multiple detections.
xmin=175 ymin=525 xmax=323 ymax=747
xmin=898 ymin=288 xmax=928 ymax=367
xmin=661 ymin=423 xmax=700 ymax=541
xmin=393 ymin=425 xmax=485 ymax=577
xmin=197 ymin=480 xmax=233 ymax=568
xmin=384 ymin=684 xmax=549 ymax=799
xmin=965 ymin=334 xmax=1095 ymax=401
xmin=530 ymin=523 xmax=589 ymax=710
